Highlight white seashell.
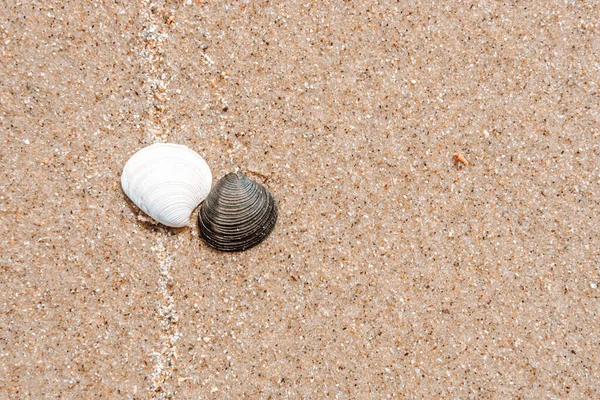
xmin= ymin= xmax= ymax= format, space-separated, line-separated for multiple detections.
xmin=121 ymin=143 xmax=212 ymax=227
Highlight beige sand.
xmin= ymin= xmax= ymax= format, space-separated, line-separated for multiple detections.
xmin=1 ymin=0 xmax=599 ymax=398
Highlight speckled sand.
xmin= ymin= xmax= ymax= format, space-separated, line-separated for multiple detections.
xmin=1 ymin=1 xmax=599 ymax=398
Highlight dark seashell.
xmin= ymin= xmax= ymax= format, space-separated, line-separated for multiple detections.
xmin=198 ymin=172 xmax=278 ymax=252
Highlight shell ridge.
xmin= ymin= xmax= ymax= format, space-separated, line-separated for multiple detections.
xmin=198 ymin=173 xmax=277 ymax=251
xmin=121 ymin=143 xmax=212 ymax=227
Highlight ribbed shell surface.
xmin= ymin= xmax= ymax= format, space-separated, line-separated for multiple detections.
xmin=121 ymin=143 xmax=212 ymax=227
xmin=198 ymin=173 xmax=278 ymax=251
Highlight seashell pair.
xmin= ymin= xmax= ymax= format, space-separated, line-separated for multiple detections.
xmin=121 ymin=143 xmax=277 ymax=251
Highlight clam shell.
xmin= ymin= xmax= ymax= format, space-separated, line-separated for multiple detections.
xmin=121 ymin=143 xmax=212 ymax=227
xmin=198 ymin=172 xmax=278 ymax=251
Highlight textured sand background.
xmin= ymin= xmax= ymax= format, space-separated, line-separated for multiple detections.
xmin=1 ymin=0 xmax=599 ymax=398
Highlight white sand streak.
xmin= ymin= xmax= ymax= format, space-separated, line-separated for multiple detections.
xmin=139 ymin=1 xmax=171 ymax=144
xmin=138 ymin=2 xmax=180 ymax=398
xmin=149 ymin=238 xmax=181 ymax=398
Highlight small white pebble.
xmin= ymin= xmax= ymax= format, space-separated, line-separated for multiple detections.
xmin=211 ymin=387 xmax=219 ymax=393
xmin=203 ymin=337 xmax=211 ymax=342
xmin=24 ymin=139 xmax=30 ymax=145
xmin=591 ymin=282 xmax=597 ymax=289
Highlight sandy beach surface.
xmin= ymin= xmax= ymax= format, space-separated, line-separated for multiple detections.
xmin=1 ymin=1 xmax=599 ymax=398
